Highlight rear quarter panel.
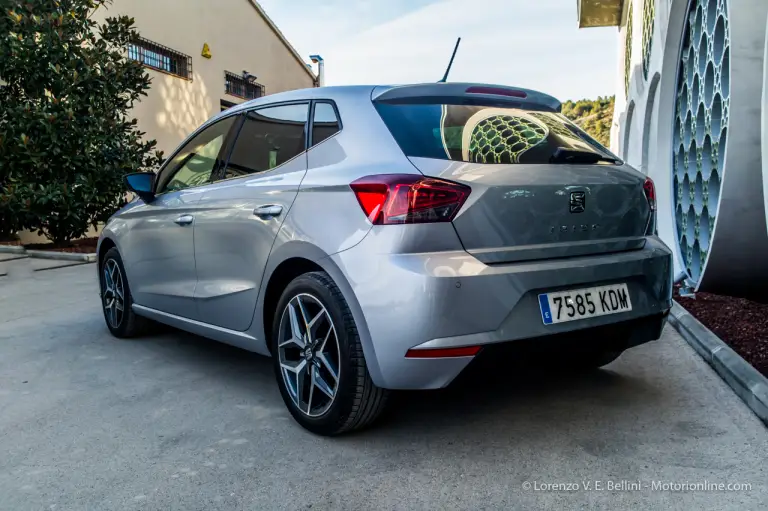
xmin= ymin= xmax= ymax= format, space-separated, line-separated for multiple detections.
xmin=285 ymin=88 xmax=421 ymax=255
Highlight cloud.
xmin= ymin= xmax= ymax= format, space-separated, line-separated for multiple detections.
xmin=260 ymin=0 xmax=618 ymax=100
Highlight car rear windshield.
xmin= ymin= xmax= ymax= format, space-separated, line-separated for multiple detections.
xmin=373 ymin=101 xmax=620 ymax=164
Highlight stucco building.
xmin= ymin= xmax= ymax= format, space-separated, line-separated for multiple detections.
xmin=578 ymin=0 xmax=768 ymax=300
xmin=92 ymin=0 xmax=317 ymax=155
xmin=12 ymin=0 xmax=316 ymax=244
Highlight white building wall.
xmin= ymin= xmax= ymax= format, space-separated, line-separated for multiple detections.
xmin=763 ymin=12 xmax=768 ymax=238
xmin=615 ymin=1 xmax=672 ymax=167
xmin=611 ymin=0 xmax=768 ymax=300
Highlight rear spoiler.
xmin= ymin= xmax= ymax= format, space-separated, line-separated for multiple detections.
xmin=371 ymin=83 xmax=562 ymax=113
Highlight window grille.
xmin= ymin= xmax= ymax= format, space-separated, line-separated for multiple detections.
xmin=225 ymin=71 xmax=265 ymax=100
xmin=128 ymin=37 xmax=192 ymax=80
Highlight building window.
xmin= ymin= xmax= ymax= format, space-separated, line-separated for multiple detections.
xmin=220 ymin=99 xmax=238 ymax=111
xmin=128 ymin=37 xmax=192 ymax=80
xmin=225 ymin=71 xmax=265 ymax=100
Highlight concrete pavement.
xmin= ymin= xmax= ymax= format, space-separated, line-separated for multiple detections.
xmin=0 ymin=259 xmax=766 ymax=510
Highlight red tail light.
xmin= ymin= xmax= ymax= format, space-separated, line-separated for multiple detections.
xmin=643 ymin=177 xmax=656 ymax=211
xmin=350 ymin=174 xmax=470 ymax=225
xmin=405 ymin=346 xmax=482 ymax=358
xmin=643 ymin=176 xmax=657 ymax=235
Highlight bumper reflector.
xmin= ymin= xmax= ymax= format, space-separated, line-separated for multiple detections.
xmin=405 ymin=346 xmax=482 ymax=358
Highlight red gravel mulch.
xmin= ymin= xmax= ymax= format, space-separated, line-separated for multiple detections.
xmin=23 ymin=237 xmax=99 ymax=253
xmin=675 ymin=287 xmax=768 ymax=378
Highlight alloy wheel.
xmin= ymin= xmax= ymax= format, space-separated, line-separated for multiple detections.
xmin=277 ymin=293 xmax=341 ymax=418
xmin=102 ymin=259 xmax=125 ymax=329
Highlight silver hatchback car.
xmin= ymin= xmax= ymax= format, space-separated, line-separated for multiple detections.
xmin=98 ymin=83 xmax=673 ymax=435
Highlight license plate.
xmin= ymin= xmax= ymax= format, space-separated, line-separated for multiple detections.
xmin=538 ymin=283 xmax=632 ymax=325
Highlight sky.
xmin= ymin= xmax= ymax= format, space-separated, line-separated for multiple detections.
xmin=257 ymin=0 xmax=619 ymax=101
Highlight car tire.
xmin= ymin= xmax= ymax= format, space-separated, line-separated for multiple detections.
xmin=271 ymin=271 xmax=389 ymax=436
xmin=100 ymin=247 xmax=148 ymax=338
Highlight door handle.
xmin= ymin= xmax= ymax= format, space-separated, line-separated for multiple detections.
xmin=174 ymin=214 xmax=194 ymax=226
xmin=253 ymin=205 xmax=283 ymax=218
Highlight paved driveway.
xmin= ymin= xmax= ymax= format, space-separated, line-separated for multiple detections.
xmin=0 ymin=258 xmax=766 ymax=510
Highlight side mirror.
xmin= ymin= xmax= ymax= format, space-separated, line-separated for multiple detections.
xmin=124 ymin=172 xmax=156 ymax=203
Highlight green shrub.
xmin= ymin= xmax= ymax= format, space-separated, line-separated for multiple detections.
xmin=0 ymin=0 xmax=163 ymax=244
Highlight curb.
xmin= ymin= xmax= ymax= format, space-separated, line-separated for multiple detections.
xmin=0 ymin=245 xmax=95 ymax=262
xmin=669 ymin=301 xmax=768 ymax=426
xmin=0 ymin=245 xmax=27 ymax=255
xmin=33 ymin=261 xmax=93 ymax=272
xmin=0 ymin=255 xmax=28 ymax=262
xmin=26 ymin=250 xmax=96 ymax=262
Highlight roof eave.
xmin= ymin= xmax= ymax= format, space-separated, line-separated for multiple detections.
xmin=248 ymin=0 xmax=318 ymax=82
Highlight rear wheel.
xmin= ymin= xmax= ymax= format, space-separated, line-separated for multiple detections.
xmin=100 ymin=247 xmax=148 ymax=338
xmin=271 ymin=271 xmax=389 ymax=436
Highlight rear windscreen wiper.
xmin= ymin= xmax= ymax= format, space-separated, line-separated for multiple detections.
xmin=549 ymin=148 xmax=621 ymax=165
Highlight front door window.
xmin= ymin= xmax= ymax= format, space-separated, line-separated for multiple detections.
xmin=156 ymin=116 xmax=238 ymax=193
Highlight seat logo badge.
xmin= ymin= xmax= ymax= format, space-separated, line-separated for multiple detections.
xmin=569 ymin=191 xmax=586 ymax=213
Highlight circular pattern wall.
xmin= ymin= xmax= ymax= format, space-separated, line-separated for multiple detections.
xmin=642 ymin=0 xmax=656 ymax=79
xmin=624 ymin=2 xmax=634 ymax=97
xmin=672 ymin=0 xmax=729 ymax=283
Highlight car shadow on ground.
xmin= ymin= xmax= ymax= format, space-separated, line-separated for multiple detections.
xmin=133 ymin=324 xmax=277 ymax=388
xmin=388 ymin=365 xmax=651 ymax=421
xmin=138 ymin=324 xmax=666 ymax=438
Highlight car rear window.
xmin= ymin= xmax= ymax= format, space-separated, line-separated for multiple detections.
xmin=373 ymin=101 xmax=619 ymax=164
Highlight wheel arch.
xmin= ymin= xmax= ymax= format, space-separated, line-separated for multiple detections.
xmin=96 ymin=232 xmax=135 ymax=295
xmin=251 ymin=241 xmax=384 ymax=387
xmin=261 ymin=256 xmax=325 ymax=352
xmin=97 ymin=236 xmax=116 ymax=267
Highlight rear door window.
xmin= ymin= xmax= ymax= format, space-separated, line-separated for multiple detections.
xmin=221 ymin=102 xmax=309 ymax=180
xmin=374 ymin=102 xmax=619 ymax=164
xmin=311 ymin=102 xmax=341 ymax=146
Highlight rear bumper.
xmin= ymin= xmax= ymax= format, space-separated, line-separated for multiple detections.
xmin=331 ymin=226 xmax=673 ymax=390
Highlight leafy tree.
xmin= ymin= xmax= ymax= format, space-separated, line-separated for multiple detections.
xmin=0 ymin=0 xmax=163 ymax=244
xmin=562 ymin=96 xmax=615 ymax=149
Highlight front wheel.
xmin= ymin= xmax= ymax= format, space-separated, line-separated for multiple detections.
xmin=271 ymin=271 xmax=389 ymax=436
xmin=100 ymin=247 xmax=148 ymax=338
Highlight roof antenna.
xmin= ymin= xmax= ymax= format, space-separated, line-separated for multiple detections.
xmin=439 ymin=37 xmax=461 ymax=83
